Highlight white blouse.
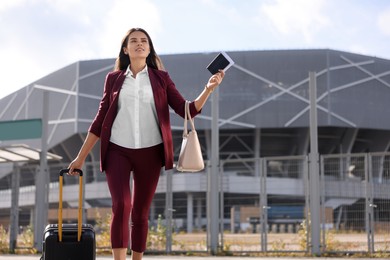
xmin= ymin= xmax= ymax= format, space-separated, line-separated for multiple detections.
xmin=110 ymin=65 xmax=163 ymax=149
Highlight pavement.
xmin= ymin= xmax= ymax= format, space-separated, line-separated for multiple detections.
xmin=1 ymin=256 xmax=388 ymax=260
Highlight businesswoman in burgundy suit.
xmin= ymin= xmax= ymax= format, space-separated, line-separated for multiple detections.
xmin=68 ymin=28 xmax=224 ymax=260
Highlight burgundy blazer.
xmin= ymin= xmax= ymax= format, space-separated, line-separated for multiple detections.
xmin=89 ymin=67 xmax=200 ymax=172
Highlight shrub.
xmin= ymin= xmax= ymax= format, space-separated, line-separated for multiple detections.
xmin=298 ymin=218 xmax=341 ymax=252
xmin=147 ymin=214 xmax=166 ymax=250
xmin=16 ymin=225 xmax=36 ymax=254
xmin=0 ymin=225 xmax=9 ymax=253
xmin=94 ymin=210 xmax=112 ymax=254
xmin=94 ymin=212 xmax=181 ymax=252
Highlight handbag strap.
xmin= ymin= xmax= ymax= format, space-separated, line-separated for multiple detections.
xmin=183 ymin=101 xmax=197 ymax=138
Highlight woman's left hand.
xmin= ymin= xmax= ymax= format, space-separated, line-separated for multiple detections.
xmin=206 ymin=70 xmax=225 ymax=92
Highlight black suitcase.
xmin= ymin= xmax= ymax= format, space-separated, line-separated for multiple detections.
xmin=41 ymin=169 xmax=96 ymax=260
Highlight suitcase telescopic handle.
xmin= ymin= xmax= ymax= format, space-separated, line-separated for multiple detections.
xmin=58 ymin=168 xmax=83 ymax=242
xmin=60 ymin=168 xmax=83 ymax=176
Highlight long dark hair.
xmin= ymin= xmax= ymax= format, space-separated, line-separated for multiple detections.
xmin=114 ymin=28 xmax=164 ymax=71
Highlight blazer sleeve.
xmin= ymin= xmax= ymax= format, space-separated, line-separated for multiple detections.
xmin=88 ymin=72 xmax=115 ymax=137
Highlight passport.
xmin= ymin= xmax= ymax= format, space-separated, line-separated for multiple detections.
xmin=206 ymin=51 xmax=234 ymax=74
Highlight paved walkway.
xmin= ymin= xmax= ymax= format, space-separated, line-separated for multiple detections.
xmin=1 ymin=255 xmax=387 ymax=260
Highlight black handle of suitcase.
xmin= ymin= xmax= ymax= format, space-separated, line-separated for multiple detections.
xmin=58 ymin=168 xmax=83 ymax=242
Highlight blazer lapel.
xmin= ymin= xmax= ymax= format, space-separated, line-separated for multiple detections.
xmin=111 ymin=71 xmax=126 ymax=100
xmin=105 ymin=70 xmax=126 ymax=124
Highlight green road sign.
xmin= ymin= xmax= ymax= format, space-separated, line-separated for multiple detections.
xmin=0 ymin=119 xmax=42 ymax=141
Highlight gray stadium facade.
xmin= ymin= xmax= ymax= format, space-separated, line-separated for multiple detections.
xmin=1 ymin=49 xmax=390 ymax=236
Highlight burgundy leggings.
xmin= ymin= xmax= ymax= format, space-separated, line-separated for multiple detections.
xmin=105 ymin=142 xmax=163 ymax=252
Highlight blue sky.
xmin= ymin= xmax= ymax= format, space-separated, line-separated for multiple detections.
xmin=1 ymin=0 xmax=390 ymax=99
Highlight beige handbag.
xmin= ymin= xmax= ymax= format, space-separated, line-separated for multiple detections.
xmin=176 ymin=101 xmax=204 ymax=172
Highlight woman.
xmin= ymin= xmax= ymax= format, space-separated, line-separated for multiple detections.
xmin=68 ymin=27 xmax=224 ymax=260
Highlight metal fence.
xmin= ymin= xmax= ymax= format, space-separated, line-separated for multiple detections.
xmin=1 ymin=152 xmax=390 ymax=255
xmin=216 ymin=152 xmax=390 ymax=254
xmin=321 ymin=152 xmax=390 ymax=254
xmin=219 ymin=156 xmax=309 ymax=253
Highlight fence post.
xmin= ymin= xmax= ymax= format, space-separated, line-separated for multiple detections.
xmin=34 ymin=91 xmax=49 ymax=252
xmin=165 ymin=169 xmax=173 ymax=253
xmin=219 ymin=161 xmax=224 ymax=250
xmin=208 ymin=87 xmax=220 ymax=254
xmin=259 ymin=158 xmax=268 ymax=251
xmin=319 ymin=155 xmax=326 ymax=251
xmin=365 ymin=154 xmax=375 ymax=253
xmin=309 ymin=72 xmax=321 ymax=255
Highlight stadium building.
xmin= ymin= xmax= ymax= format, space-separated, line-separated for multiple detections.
xmin=1 ymin=49 xmax=390 ymax=251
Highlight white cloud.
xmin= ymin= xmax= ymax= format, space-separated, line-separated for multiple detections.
xmin=45 ymin=0 xmax=83 ymax=10
xmin=97 ymin=0 xmax=162 ymax=58
xmin=259 ymin=0 xmax=330 ymax=43
xmin=200 ymin=0 xmax=242 ymax=22
xmin=45 ymin=0 xmax=92 ymax=26
xmin=0 ymin=0 xmax=104 ymax=99
xmin=377 ymin=7 xmax=390 ymax=36
xmin=0 ymin=48 xmax=46 ymax=98
xmin=0 ymin=0 xmax=29 ymax=12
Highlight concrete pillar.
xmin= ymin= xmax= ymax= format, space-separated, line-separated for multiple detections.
xmin=9 ymin=164 xmax=20 ymax=253
xmin=280 ymin=224 xmax=286 ymax=233
xmin=30 ymin=208 xmax=35 ymax=228
xmin=187 ymin=193 xmax=193 ymax=233
xmin=196 ymin=198 xmax=202 ymax=230
xmin=287 ymin=224 xmax=294 ymax=233
xmin=149 ymin=201 xmax=155 ymax=227
xmin=271 ymin=224 xmax=277 ymax=233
